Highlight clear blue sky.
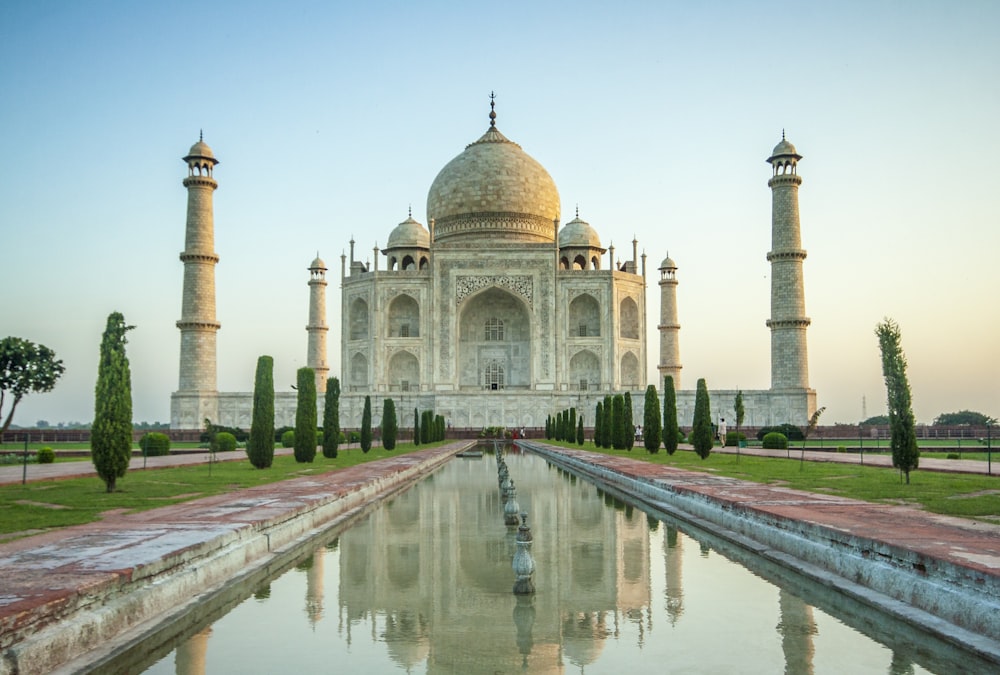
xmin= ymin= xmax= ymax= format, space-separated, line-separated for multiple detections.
xmin=2 ymin=1 xmax=997 ymax=427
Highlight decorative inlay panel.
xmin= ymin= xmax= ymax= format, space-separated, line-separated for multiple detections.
xmin=456 ymin=275 xmax=533 ymax=307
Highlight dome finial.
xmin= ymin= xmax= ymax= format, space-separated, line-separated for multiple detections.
xmin=782 ymin=128 xmax=786 ymax=141
xmin=200 ymin=129 xmax=203 ymax=142
xmin=575 ymin=204 xmax=579 ymax=218
xmin=489 ymin=91 xmax=497 ymax=127
xmin=408 ymin=204 xmax=412 ymax=218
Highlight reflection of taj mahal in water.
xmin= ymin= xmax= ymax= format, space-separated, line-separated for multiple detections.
xmin=170 ymin=100 xmax=817 ymax=430
xmin=166 ymin=452 xmax=825 ymax=673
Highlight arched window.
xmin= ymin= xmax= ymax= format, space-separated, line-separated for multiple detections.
xmin=485 ymin=317 xmax=505 ymax=341
xmin=484 ymin=360 xmax=505 ymax=390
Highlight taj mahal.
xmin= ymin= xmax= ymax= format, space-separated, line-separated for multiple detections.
xmin=170 ymin=100 xmax=817 ymax=431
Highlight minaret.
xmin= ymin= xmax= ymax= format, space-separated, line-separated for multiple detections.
xmin=307 ymin=254 xmax=329 ymax=393
xmin=173 ymin=134 xmax=220 ymax=427
xmin=766 ymin=133 xmax=810 ymax=390
xmin=657 ymin=254 xmax=682 ymax=388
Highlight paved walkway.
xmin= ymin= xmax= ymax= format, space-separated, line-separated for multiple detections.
xmin=713 ymin=444 xmax=999 ymax=475
xmin=0 ymin=448 xmax=296 ymax=486
xmin=2 ymin=443 xmax=996 ymax=487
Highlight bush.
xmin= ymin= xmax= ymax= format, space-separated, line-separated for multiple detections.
xmin=836 ymin=445 xmax=847 ymax=453
xmin=275 ymin=426 xmax=294 ymax=443
xmin=213 ymin=432 xmax=238 ymax=452
xmin=139 ymin=432 xmax=171 ymax=457
xmin=281 ymin=430 xmax=295 ymax=448
xmin=762 ymin=432 xmax=788 ymax=450
xmin=725 ymin=431 xmax=746 ymax=446
xmin=348 ymin=431 xmax=361 ymax=443
xmin=37 ymin=447 xmax=55 ymax=464
xmin=946 ymin=453 xmax=960 ymax=460
xmin=757 ymin=424 xmax=803 ymax=441
xmin=201 ymin=423 xmax=248 ymax=443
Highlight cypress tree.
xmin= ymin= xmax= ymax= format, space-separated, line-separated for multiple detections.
xmin=576 ymin=414 xmax=584 ymax=445
xmin=624 ymin=392 xmax=635 ymax=450
xmin=612 ymin=394 xmax=627 ymax=449
xmin=322 ymin=377 xmax=340 ymax=459
xmin=248 ymin=355 xmax=275 ymax=468
xmin=360 ymin=395 xmax=372 ymax=452
xmin=734 ymin=389 xmax=745 ymax=445
xmin=382 ymin=398 xmax=397 ymax=450
xmin=435 ymin=414 xmax=445 ymax=441
xmin=643 ymin=384 xmax=662 ymax=453
xmin=421 ymin=410 xmax=432 ymax=444
xmin=569 ymin=408 xmax=577 ymax=441
xmin=876 ymin=318 xmax=920 ymax=483
xmin=691 ymin=378 xmax=713 ymax=459
xmin=294 ymin=367 xmax=317 ymax=463
xmin=602 ymin=395 xmax=613 ymax=448
xmin=558 ymin=411 xmax=566 ymax=441
xmin=91 ymin=312 xmax=134 ymax=493
xmin=663 ymin=376 xmax=679 ymax=455
xmin=594 ymin=402 xmax=603 ymax=446
xmin=413 ymin=407 xmax=420 ymax=446
xmin=545 ymin=414 xmax=551 ymax=439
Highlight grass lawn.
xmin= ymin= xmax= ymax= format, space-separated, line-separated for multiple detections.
xmin=542 ymin=440 xmax=1000 ymax=522
xmin=0 ymin=442 xmax=439 ymax=540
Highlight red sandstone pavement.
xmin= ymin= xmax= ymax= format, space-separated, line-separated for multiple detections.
xmin=1 ymin=441 xmax=999 ymax=671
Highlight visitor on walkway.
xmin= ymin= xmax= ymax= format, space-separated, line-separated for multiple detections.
xmin=718 ymin=418 xmax=727 ymax=446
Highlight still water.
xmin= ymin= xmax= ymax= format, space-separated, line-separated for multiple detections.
xmin=136 ymin=449 xmax=988 ymax=674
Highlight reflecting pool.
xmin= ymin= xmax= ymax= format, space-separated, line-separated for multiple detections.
xmin=132 ymin=449 xmax=989 ymax=674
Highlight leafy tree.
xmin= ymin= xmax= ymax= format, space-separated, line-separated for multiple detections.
xmin=663 ymin=376 xmax=679 ymax=455
xmin=294 ymin=367 xmax=317 ymax=463
xmin=247 ymin=355 xmax=275 ymax=468
xmin=876 ymin=318 xmax=919 ymax=483
xmin=612 ymin=394 xmax=627 ymax=450
xmin=576 ymin=415 xmax=584 ymax=445
xmin=91 ymin=313 xmax=134 ymax=492
xmin=382 ymin=398 xmax=397 ymax=450
xmin=624 ymin=392 xmax=635 ymax=450
xmin=933 ymin=410 xmax=997 ymax=426
xmin=643 ymin=384 xmax=662 ymax=452
xmin=360 ymin=396 xmax=373 ymax=452
xmin=594 ymin=402 xmax=603 ymax=446
xmin=322 ymin=377 xmax=340 ymax=459
xmin=690 ymin=378 xmax=713 ymax=459
xmin=413 ymin=407 xmax=420 ymax=446
xmin=861 ymin=415 xmax=889 ymax=426
xmin=0 ymin=336 xmax=66 ymax=436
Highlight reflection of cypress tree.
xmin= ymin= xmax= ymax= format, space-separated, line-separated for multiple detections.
xmin=664 ymin=525 xmax=684 ymax=626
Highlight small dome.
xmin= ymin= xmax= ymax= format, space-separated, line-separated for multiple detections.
xmin=659 ymin=255 xmax=677 ymax=269
xmin=386 ymin=216 xmax=430 ymax=249
xmin=768 ymin=134 xmax=801 ymax=162
xmin=185 ymin=138 xmax=216 ymax=161
xmin=559 ymin=216 xmax=602 ymax=249
xmin=309 ymin=255 xmax=327 ymax=270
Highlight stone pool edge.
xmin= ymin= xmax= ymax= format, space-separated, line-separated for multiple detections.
xmin=1 ymin=443 xmax=469 ymax=675
xmin=526 ymin=442 xmax=1000 ymax=666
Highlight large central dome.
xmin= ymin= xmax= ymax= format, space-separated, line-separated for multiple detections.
xmin=427 ymin=124 xmax=560 ymax=244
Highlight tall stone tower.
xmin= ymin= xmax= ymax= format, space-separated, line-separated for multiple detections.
xmin=766 ymin=133 xmax=810 ymax=390
xmin=307 ymin=254 xmax=329 ymax=393
xmin=172 ymin=134 xmax=221 ymax=428
xmin=657 ymin=253 xmax=682 ymax=388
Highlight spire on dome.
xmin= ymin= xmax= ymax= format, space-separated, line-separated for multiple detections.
xmin=489 ymin=91 xmax=497 ymax=128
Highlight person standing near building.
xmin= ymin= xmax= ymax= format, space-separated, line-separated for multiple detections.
xmin=718 ymin=418 xmax=727 ymax=447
